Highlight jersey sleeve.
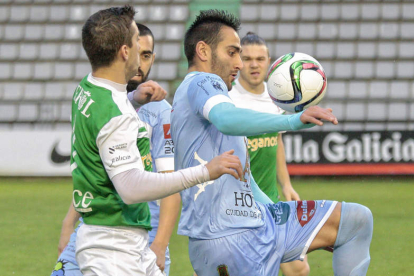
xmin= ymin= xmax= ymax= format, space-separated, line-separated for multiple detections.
xmin=96 ymin=113 xmax=144 ymax=179
xmin=187 ymin=73 xmax=233 ymax=121
xmin=152 ymin=107 xmax=174 ymax=172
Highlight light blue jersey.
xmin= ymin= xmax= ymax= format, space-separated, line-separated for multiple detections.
xmin=171 ymin=72 xmax=264 ymax=239
xmin=52 ymin=100 xmax=174 ymax=276
xmin=137 ymin=100 xmax=175 ymax=236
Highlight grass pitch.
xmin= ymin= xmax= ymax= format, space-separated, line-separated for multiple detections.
xmin=0 ymin=177 xmax=412 ymax=276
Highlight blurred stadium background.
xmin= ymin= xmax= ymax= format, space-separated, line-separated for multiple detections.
xmin=0 ymin=0 xmax=413 ymax=275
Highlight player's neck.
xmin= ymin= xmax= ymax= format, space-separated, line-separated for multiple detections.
xmin=238 ymin=77 xmax=264 ymax=95
xmin=92 ymin=65 xmax=128 ymax=84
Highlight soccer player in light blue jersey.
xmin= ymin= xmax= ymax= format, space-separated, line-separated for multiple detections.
xmin=51 ymin=23 xmax=179 ymax=276
xmin=171 ymin=10 xmax=373 ymax=276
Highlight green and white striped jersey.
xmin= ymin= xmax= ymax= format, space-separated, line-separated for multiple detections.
xmin=71 ymin=74 xmax=152 ymax=229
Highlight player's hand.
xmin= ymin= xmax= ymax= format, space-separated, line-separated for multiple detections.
xmin=133 ymin=80 xmax=167 ymax=104
xmin=150 ymin=242 xmax=166 ymax=272
xmin=300 ymin=106 xmax=338 ymax=126
xmin=205 ymin=150 xmax=243 ymax=180
xmin=282 ymin=185 xmax=300 ymax=201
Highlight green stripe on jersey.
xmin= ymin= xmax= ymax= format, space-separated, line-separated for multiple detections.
xmin=71 ymin=75 xmax=152 ymax=229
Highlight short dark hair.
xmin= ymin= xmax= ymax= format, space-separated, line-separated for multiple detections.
xmin=136 ymin=22 xmax=154 ymax=50
xmin=184 ymin=9 xmax=241 ymax=67
xmin=82 ymin=5 xmax=136 ymax=70
xmin=241 ymin=32 xmax=267 ymax=46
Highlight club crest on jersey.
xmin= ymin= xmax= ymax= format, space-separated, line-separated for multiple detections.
xmin=217 ymin=264 xmax=230 ymax=276
xmin=268 ymin=202 xmax=290 ymax=225
xmin=51 ymin=260 xmax=66 ymax=276
xmin=296 ymin=200 xmax=317 ymax=227
xmin=163 ymin=124 xmax=171 ymax=139
xmin=211 ymin=80 xmax=223 ymax=91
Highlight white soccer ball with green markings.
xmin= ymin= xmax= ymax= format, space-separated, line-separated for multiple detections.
xmin=266 ymin=52 xmax=327 ymax=113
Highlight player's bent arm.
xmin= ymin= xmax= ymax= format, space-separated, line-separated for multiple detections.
xmin=276 ymin=134 xmax=300 ymax=201
xmin=58 ymin=203 xmax=81 ymax=255
xmin=250 ymin=173 xmax=273 ymax=205
xmin=127 ymin=81 xmax=167 ymax=109
xmin=208 ymin=102 xmax=313 ymax=136
xmin=112 ymin=150 xmax=243 ymax=204
xmin=112 ymin=165 xmax=208 ymax=204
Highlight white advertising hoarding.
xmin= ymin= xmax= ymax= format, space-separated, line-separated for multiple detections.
xmin=0 ymin=130 xmax=72 ymax=176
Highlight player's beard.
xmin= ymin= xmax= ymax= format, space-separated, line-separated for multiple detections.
xmin=211 ymin=51 xmax=232 ymax=91
xmin=126 ymin=68 xmax=151 ymax=92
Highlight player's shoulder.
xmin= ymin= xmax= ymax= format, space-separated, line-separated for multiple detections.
xmin=140 ymin=100 xmax=172 ymax=113
xmin=188 ymin=72 xmax=228 ymax=93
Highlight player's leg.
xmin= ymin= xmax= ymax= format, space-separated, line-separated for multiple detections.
xmin=189 ymin=228 xmax=278 ymax=276
xmin=309 ymin=202 xmax=373 ymax=276
xmin=76 ymin=224 xmax=165 ymax=276
xmin=280 ymin=256 xmax=310 ymax=276
xmin=51 ymin=224 xmax=83 ymax=276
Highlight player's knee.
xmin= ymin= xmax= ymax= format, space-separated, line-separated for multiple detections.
xmin=296 ymin=261 xmax=310 ymax=276
xmin=281 ymin=260 xmax=310 ymax=276
xmin=335 ymin=203 xmax=373 ymax=247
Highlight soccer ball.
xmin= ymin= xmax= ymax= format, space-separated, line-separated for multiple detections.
xmin=266 ymin=52 xmax=327 ymax=113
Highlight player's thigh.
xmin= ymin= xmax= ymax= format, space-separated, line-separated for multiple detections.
xmin=280 ymin=200 xmax=338 ymax=263
xmin=189 ymin=230 xmax=273 ymax=276
xmin=280 ymin=256 xmax=310 ymax=276
xmin=308 ymin=202 xmax=341 ymax=253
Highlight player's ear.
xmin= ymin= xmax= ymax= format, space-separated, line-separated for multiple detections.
xmin=119 ymin=45 xmax=129 ymax=61
xmin=195 ymin=41 xmax=209 ymax=62
xmin=152 ymin=52 xmax=156 ymax=63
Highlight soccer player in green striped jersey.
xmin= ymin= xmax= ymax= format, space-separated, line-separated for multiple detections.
xmin=71 ymin=6 xmax=243 ymax=275
xmin=228 ymin=32 xmax=309 ymax=276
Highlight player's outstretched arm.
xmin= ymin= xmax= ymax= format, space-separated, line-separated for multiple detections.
xmin=111 ymin=150 xmax=243 ymax=204
xmin=208 ymin=102 xmax=337 ymax=137
xmin=58 ymin=203 xmax=81 ymax=255
xmin=299 ymin=106 xmax=338 ymax=126
xmin=128 ymin=80 xmax=167 ymax=108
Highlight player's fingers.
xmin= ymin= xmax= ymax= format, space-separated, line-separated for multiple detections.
xmin=305 ymin=116 xmax=323 ymax=126
xmin=150 ymin=87 xmax=167 ymax=101
xmin=223 ymin=149 xmax=235 ymax=156
xmin=229 ymin=161 xmax=243 ymax=179
xmin=223 ymin=166 xmax=240 ymax=179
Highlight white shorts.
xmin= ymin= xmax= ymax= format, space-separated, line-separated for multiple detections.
xmin=76 ymin=223 xmax=165 ymax=276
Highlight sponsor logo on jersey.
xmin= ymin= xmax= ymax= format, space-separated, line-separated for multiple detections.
xmin=73 ymin=190 xmax=94 ymax=212
xmin=110 ymin=155 xmax=131 ymax=167
xmin=163 ymin=124 xmax=171 ymax=139
xmin=51 ymin=141 xmax=71 ymax=164
xmin=268 ymin=202 xmax=290 ymax=225
xmin=109 ymin=143 xmax=127 ymax=154
xmin=164 ymin=140 xmax=174 ymax=154
xmin=248 ymin=136 xmax=278 ymax=152
xmin=296 ymin=200 xmax=317 ymax=227
xmin=217 ymin=264 xmax=229 ymax=276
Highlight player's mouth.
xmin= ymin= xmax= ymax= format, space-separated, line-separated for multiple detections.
xmin=230 ymin=73 xmax=237 ymax=82
xmin=250 ymin=71 xmax=260 ymax=77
